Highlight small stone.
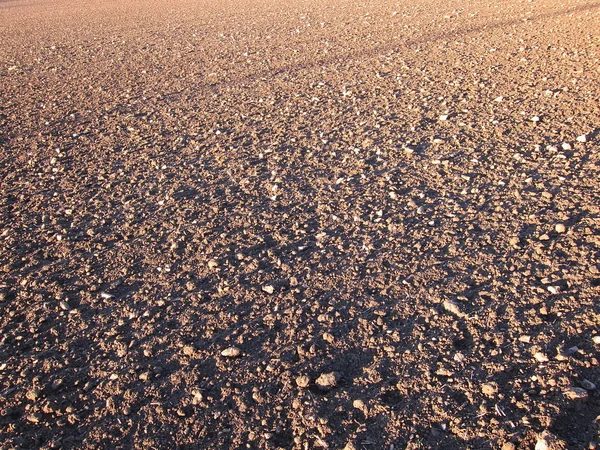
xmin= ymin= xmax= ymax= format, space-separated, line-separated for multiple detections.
xmin=494 ymin=96 xmax=504 ymax=102
xmin=564 ymin=386 xmax=589 ymax=400
xmin=454 ymin=352 xmax=466 ymax=363
xmin=221 ymin=347 xmax=241 ymax=357
xmin=322 ymin=332 xmax=335 ymax=344
xmin=532 ymin=116 xmax=540 ymax=122
xmin=59 ymin=301 xmax=70 ymax=311
xmin=183 ymin=345 xmax=195 ymax=356
xmin=534 ymin=352 xmax=549 ymax=363
xmin=535 ymin=436 xmax=550 ymax=450
xmin=106 ymin=396 xmax=117 ymax=413
xmin=443 ymin=299 xmax=465 ymax=317
xmin=535 ymin=431 xmax=567 ymax=450
xmin=539 ymin=234 xmax=550 ymax=241
xmin=315 ymin=372 xmax=340 ymax=391
xmin=593 ymin=336 xmax=600 ymax=345
xmin=295 ymin=375 xmax=310 ymax=388
xmin=207 ymin=259 xmax=218 ymax=268
xmin=26 ymin=413 xmax=41 ymax=423
xmin=481 ymin=382 xmax=498 ymax=396
xmin=123 ymin=406 xmax=131 ymax=415
xmin=353 ymin=399 xmax=366 ymax=411
xmin=577 ymin=134 xmax=587 ymax=143
xmin=439 ymin=114 xmax=449 ymax=121
xmin=547 ymin=286 xmax=560 ymax=294
xmin=176 ymin=408 xmax=187 ymax=417
xmin=502 ymin=443 xmax=516 ymax=450
xmin=262 ymin=285 xmax=274 ymax=294
xmin=555 ymin=223 xmax=566 ymax=233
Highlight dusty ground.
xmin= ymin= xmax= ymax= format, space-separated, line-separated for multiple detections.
xmin=1 ymin=0 xmax=600 ymax=448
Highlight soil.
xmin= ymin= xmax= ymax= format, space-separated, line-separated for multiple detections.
xmin=1 ymin=0 xmax=600 ymax=448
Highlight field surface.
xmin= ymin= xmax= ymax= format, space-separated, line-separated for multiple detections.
xmin=1 ymin=0 xmax=600 ymax=448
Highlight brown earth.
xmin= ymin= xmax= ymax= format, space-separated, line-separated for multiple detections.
xmin=1 ymin=0 xmax=600 ymax=448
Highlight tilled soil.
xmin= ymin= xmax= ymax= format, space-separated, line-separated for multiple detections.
xmin=1 ymin=0 xmax=600 ymax=448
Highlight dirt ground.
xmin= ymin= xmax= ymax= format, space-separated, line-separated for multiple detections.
xmin=1 ymin=0 xmax=600 ymax=448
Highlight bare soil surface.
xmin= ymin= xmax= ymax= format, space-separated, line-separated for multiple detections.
xmin=1 ymin=0 xmax=600 ymax=448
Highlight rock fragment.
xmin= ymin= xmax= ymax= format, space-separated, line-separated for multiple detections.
xmin=26 ymin=413 xmax=41 ymax=424
xmin=352 ymin=399 xmax=366 ymax=411
xmin=554 ymin=223 xmax=566 ymax=233
xmin=262 ymin=285 xmax=274 ymax=294
xmin=535 ymin=431 xmax=567 ymax=450
xmin=322 ymin=332 xmax=335 ymax=344
xmin=221 ymin=347 xmax=241 ymax=358
xmin=443 ymin=299 xmax=465 ymax=317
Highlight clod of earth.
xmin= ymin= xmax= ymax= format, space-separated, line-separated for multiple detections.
xmin=315 ymin=372 xmax=341 ymax=391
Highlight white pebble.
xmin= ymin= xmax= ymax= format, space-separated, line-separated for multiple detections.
xmin=262 ymin=285 xmax=275 ymax=294
xmin=221 ymin=347 xmax=241 ymax=357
